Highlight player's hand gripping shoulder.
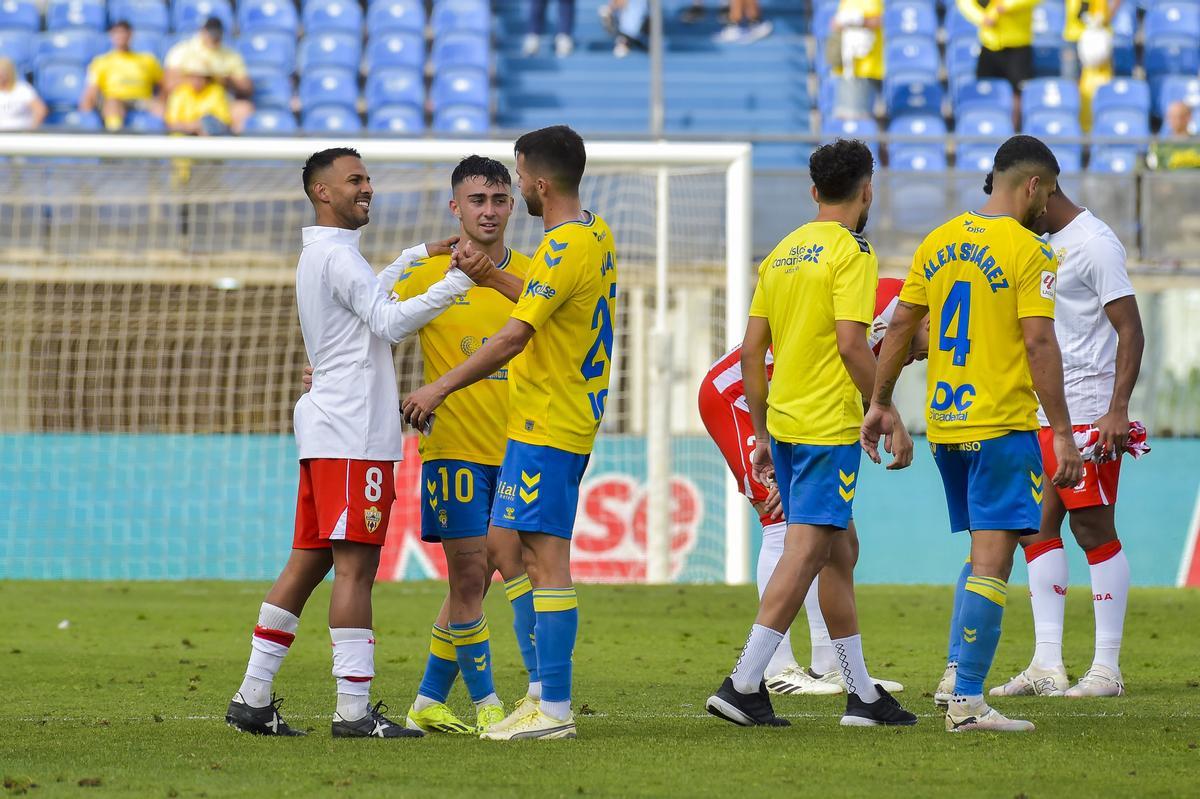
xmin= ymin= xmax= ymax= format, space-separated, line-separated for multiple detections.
xmin=426 ymin=235 xmax=460 ymax=258
xmin=861 ymin=403 xmax=912 ymax=470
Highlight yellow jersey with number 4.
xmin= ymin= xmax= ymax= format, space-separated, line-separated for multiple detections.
xmin=900 ymin=212 xmax=1058 ymax=444
xmin=508 ymin=212 xmax=618 ymax=455
xmin=749 ymin=221 xmax=878 ymax=446
xmin=392 ymin=249 xmax=529 ymax=465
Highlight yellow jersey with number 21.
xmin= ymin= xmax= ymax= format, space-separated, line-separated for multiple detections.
xmin=900 ymin=212 xmax=1058 ymax=444
xmin=508 ymin=211 xmax=618 ymax=456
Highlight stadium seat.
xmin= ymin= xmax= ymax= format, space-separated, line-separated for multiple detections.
xmin=1144 ymin=2 xmax=1200 ymax=40
xmin=821 ymin=115 xmax=881 ymax=159
xmin=1092 ymin=78 xmax=1151 ymax=118
xmin=238 ymin=31 xmax=296 ymax=72
xmin=298 ymin=32 xmax=361 ymax=73
xmin=302 ymin=103 xmax=363 ymax=133
xmin=1031 ymin=1 xmax=1066 ymax=76
xmin=891 ymin=180 xmax=948 ymax=233
xmin=883 ymin=1 xmax=937 ymax=37
xmin=1144 ymin=36 xmax=1200 ymax=83
xmin=46 ymin=0 xmax=106 ymax=32
xmin=954 ymin=79 xmax=1014 ymax=116
xmin=1022 ymin=78 xmax=1081 ymax=121
xmin=884 ymin=73 xmax=943 ymax=118
xmin=889 ymin=145 xmax=948 ymax=171
xmin=888 ymin=113 xmax=946 ymax=138
xmin=368 ymin=103 xmax=423 ymax=133
xmin=1155 ymin=75 xmax=1200 ymax=118
xmin=366 ymin=0 xmax=426 ymax=35
xmin=35 ymin=62 xmax=86 ymax=108
xmin=944 ymin=5 xmax=977 ymax=41
xmin=46 ymin=107 xmax=101 ymax=129
xmin=125 ymin=109 xmax=165 ymax=132
xmin=1111 ymin=2 xmax=1137 ymax=75
xmin=430 ymin=0 xmax=491 ymax=36
xmin=957 ymin=143 xmax=997 ymax=172
xmin=298 ymin=66 xmax=358 ymax=111
xmin=1090 ymin=146 xmax=1139 ymax=174
xmin=1055 ymin=147 xmax=1083 ymax=173
xmin=364 ymin=66 xmax=423 ymax=109
xmin=244 ymin=107 xmax=298 ymax=133
xmin=173 ymin=0 xmax=234 ymax=34
xmin=110 ymin=0 xmax=169 ymax=34
xmin=1025 ymin=109 xmax=1082 ymax=139
xmin=130 ymin=30 xmax=166 ymax=61
xmin=247 ymin=65 xmax=292 ymax=109
xmin=946 ymin=38 xmax=981 ymax=84
xmin=0 ymin=29 xmax=33 ymax=73
xmin=884 ymin=35 xmax=939 ymax=78
xmin=431 ymin=32 xmax=489 ymax=73
xmin=0 ymin=0 xmax=39 ymax=32
xmin=36 ymin=30 xmax=107 ymax=69
xmin=433 ymin=103 xmax=488 ymax=133
xmin=957 ymin=107 xmax=1014 ymax=138
xmin=430 ymin=66 xmax=488 ymax=110
xmin=364 ymin=32 xmax=425 ymax=72
xmin=302 ymin=0 xmax=363 ymax=36
xmin=238 ymin=0 xmax=299 ymax=35
xmin=1094 ymin=108 xmax=1152 ymax=146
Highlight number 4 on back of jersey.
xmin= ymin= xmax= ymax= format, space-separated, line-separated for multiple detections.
xmin=939 ymin=280 xmax=971 ymax=367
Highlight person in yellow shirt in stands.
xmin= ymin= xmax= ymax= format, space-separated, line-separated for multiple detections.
xmin=1065 ymin=0 xmax=1121 ymax=130
xmin=79 ymin=20 xmax=163 ymax=131
xmin=163 ymin=17 xmax=254 ymax=135
xmin=830 ymin=0 xmax=883 ymax=120
xmin=956 ymin=0 xmax=1040 ymax=131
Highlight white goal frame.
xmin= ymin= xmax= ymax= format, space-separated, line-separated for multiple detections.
xmin=0 ymin=133 xmax=754 ymax=585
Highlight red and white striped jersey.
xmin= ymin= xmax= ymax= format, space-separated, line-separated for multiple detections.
xmin=703 ymin=278 xmax=904 ymax=411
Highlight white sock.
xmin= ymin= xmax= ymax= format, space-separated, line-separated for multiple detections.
xmin=765 ymin=629 xmax=798 ymax=678
xmin=540 ymin=699 xmax=570 ymax=720
xmin=1087 ymin=540 xmax=1129 ymax=672
xmin=1026 ymin=542 xmax=1068 ymax=669
xmin=236 ymin=603 xmax=299 ymax=707
xmin=413 ymin=694 xmax=437 ymax=712
xmin=730 ymin=624 xmax=784 ymax=694
xmin=527 ymin=680 xmax=543 ymax=700
xmin=331 ymin=627 xmax=374 ymax=721
xmin=475 ymin=692 xmax=501 ymax=710
xmin=832 ymin=634 xmax=880 ymax=703
xmin=756 ymin=522 xmax=797 ymax=678
xmin=804 ymin=574 xmax=837 ymax=674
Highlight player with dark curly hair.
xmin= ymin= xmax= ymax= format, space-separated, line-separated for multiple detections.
xmin=706 ymin=139 xmax=918 ymax=729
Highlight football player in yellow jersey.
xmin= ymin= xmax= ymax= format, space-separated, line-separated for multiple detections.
xmin=79 ymin=21 xmax=164 ymax=131
xmin=404 ymin=126 xmax=617 ymax=740
xmin=706 ymin=140 xmax=918 ymax=730
xmin=864 ymin=135 xmax=1084 ymax=733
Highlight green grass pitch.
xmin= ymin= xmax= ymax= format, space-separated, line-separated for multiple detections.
xmin=2 ymin=580 xmax=1198 ymax=798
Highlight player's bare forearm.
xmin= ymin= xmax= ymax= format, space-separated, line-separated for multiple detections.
xmin=483 ymin=269 xmax=524 ymax=304
xmin=873 ymin=301 xmax=925 ymax=407
xmin=436 ymin=317 xmax=532 ymax=397
xmin=740 ymin=316 xmax=772 ymax=441
xmin=1103 ymin=295 xmax=1144 ymax=415
xmin=835 ymin=320 xmax=876 ymax=404
xmin=1021 ymin=316 xmax=1073 ymax=435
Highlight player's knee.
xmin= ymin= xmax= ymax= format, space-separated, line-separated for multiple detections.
xmin=1068 ymin=516 xmax=1116 ymax=551
xmin=448 ymin=559 xmax=488 ymax=601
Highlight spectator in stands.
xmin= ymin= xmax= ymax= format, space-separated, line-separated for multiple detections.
xmin=0 ymin=57 xmax=46 ymax=131
xmin=1165 ymin=101 xmax=1195 ymax=138
xmin=79 ymin=21 xmax=164 ymax=132
xmin=680 ymin=2 xmax=730 ymax=24
xmin=164 ymin=17 xmax=253 ymax=134
xmin=1149 ymin=102 xmax=1200 ymax=170
xmin=830 ymin=0 xmax=883 ymax=120
xmin=599 ymin=0 xmax=646 ymax=58
xmin=1067 ymin=0 xmax=1118 ymax=130
xmin=955 ymin=0 xmax=1038 ymax=131
xmin=523 ymin=0 xmax=577 ymax=58
xmin=715 ymin=0 xmax=772 ymax=43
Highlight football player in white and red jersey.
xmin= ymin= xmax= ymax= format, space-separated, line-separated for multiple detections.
xmin=698 ymin=277 xmax=929 ymax=695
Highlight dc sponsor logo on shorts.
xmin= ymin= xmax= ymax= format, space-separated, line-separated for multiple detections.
xmin=519 ymin=470 xmax=541 ymax=504
xmin=930 ymin=381 xmax=975 ymax=422
xmin=838 ymin=469 xmax=857 ymax=502
xmin=364 ymin=506 xmax=382 ymax=534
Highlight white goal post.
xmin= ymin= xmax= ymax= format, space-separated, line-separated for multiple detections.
xmin=0 ymin=134 xmax=753 ymax=585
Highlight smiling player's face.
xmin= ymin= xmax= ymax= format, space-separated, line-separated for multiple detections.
xmin=317 ymin=156 xmax=372 ymax=230
xmin=451 ymin=175 xmax=514 ymax=247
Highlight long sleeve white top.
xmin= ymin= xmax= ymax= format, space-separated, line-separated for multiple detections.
xmin=293 ymin=226 xmax=474 ymax=461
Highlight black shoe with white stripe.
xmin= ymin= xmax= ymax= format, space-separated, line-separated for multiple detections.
xmin=840 ymin=686 xmax=918 ymax=727
xmin=706 ymin=678 xmax=791 ymax=727
xmin=331 ymin=701 xmax=424 ymax=739
xmin=226 ymin=693 xmax=306 ymax=736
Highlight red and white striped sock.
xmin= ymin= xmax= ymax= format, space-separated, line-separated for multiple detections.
xmin=1025 ymin=539 xmax=1068 ymax=669
xmin=331 ymin=627 xmax=375 ymax=721
xmin=236 ymin=603 xmax=299 ymax=708
xmin=1086 ymin=540 xmax=1129 ymax=672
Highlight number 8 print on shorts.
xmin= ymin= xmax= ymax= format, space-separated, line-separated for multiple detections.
xmin=292 ymin=458 xmax=397 ymax=549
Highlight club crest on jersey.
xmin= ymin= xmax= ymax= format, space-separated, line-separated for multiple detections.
xmin=438 ymin=508 xmax=448 ymax=528
xmin=460 ymin=336 xmax=481 ymax=356
xmin=524 ymin=280 xmax=556 ymax=299
xmin=364 ymin=506 xmax=382 ymax=534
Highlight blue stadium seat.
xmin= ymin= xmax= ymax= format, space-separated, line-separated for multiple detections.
xmin=368 ymin=103 xmax=423 ymax=133
xmin=299 ymin=32 xmax=361 ymax=73
xmin=431 ymin=0 xmax=490 ymax=36
xmin=817 ymin=78 xmax=836 ymax=119
xmin=1055 ymin=146 xmax=1083 ymax=173
xmin=1025 ymin=109 xmax=1082 ymax=139
xmin=302 ymin=0 xmax=363 ymax=36
xmin=0 ymin=29 xmax=33 ymax=73
xmin=944 ymin=5 xmax=977 ymax=41
xmin=1031 ymin=1 xmax=1066 ymax=76
xmin=957 ymin=143 xmax=997 ymax=172
xmin=955 ymin=78 xmax=1014 ymax=116
xmin=430 ymin=66 xmax=488 ymax=109
xmin=1022 ymin=78 xmax=1081 ymax=121
xmin=238 ymin=31 xmax=296 ymax=72
xmin=364 ymin=32 xmax=425 ymax=71
xmin=247 ymin=65 xmax=291 ymax=109
xmin=884 ymin=73 xmax=943 ymax=117
xmin=298 ymin=66 xmax=358 ymax=111
xmin=1090 ymin=146 xmax=1139 ymax=173
xmin=173 ymin=0 xmax=234 ymax=34
xmin=820 ymin=116 xmax=881 ymax=159
xmin=892 ymin=180 xmax=948 ymax=233
xmin=244 ymin=107 xmax=298 ymax=133
xmin=366 ymin=0 xmax=426 ymax=35
xmin=1155 ymin=75 xmax=1200 ymax=117
xmin=303 ymin=103 xmax=362 ymax=133
xmin=37 ymin=30 xmax=107 ymax=68
xmin=46 ymin=108 xmax=101 ymax=129
xmin=1092 ymin=78 xmax=1150 ymax=118
xmin=890 ymin=145 xmax=948 ymax=171
xmin=130 ymin=30 xmax=166 ymax=60
xmin=957 ymin=107 xmax=1014 ymax=138
xmin=888 ymin=113 xmax=946 ymax=138
xmin=1144 ymin=36 xmax=1200 ymax=83
xmin=1094 ymin=108 xmax=1151 ymax=144
xmin=46 ymin=0 xmax=106 ymax=31
xmin=884 ymin=35 xmax=939 ymax=77
xmin=1111 ymin=2 xmax=1137 ymax=75
xmin=238 ymin=0 xmax=299 ymax=35
xmin=1144 ymin=2 xmax=1200 ymax=40
xmin=883 ymin=1 xmax=937 ymax=37
xmin=431 ymin=32 xmax=489 ymax=73
xmin=35 ymin=62 xmax=86 ymax=108
xmin=434 ymin=103 xmax=488 ymax=133
xmin=0 ymin=0 xmax=39 ymax=32
xmin=811 ymin=1 xmax=836 ymax=43
xmin=364 ymin=66 xmax=423 ymax=109
xmin=125 ymin=108 xmax=165 ymax=132
xmin=110 ymin=1 xmax=169 ymax=33
xmin=946 ymin=37 xmax=981 ymax=83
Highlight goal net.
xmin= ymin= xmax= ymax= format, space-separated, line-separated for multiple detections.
xmin=0 ymin=135 xmax=753 ymax=585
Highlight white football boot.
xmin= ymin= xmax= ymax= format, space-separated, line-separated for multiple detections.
xmin=988 ymin=663 xmax=1069 ymax=697
xmin=945 ymin=696 xmax=1035 ymax=732
xmin=765 ymin=665 xmax=842 ymax=696
xmin=934 ymin=662 xmax=957 ymax=709
xmin=1065 ymin=665 xmax=1125 ymax=697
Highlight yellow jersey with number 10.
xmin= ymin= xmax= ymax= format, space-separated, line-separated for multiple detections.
xmin=508 ymin=212 xmax=618 ymax=456
xmin=749 ymin=221 xmax=878 ymax=446
xmin=899 ymin=212 xmax=1058 ymax=444
xmin=392 ymin=249 xmax=529 ymax=465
